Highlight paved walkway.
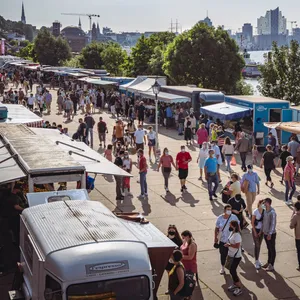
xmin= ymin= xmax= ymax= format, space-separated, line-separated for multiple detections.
xmin=3 ymin=87 xmax=300 ymax=299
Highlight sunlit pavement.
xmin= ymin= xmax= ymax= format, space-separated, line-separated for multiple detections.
xmin=2 ymin=85 xmax=300 ymax=299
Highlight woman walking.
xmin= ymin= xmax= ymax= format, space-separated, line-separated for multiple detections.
xmin=225 ymin=220 xmax=243 ymax=296
xmin=260 ymin=144 xmax=276 ymax=188
xmin=158 ymin=148 xmax=176 ymax=192
xmin=168 ymin=250 xmax=185 ymax=300
xmin=197 ymin=141 xmax=209 ymax=180
xmin=214 ymin=204 xmax=239 ymax=275
xmin=196 ymin=123 xmax=208 ymax=148
xmin=184 ymin=117 xmax=192 ymax=146
xmin=147 ymin=126 xmax=156 ymax=162
xmin=251 ymin=199 xmax=265 ymax=269
xmin=180 ymin=230 xmax=197 ymax=276
xmin=284 ymin=156 xmax=296 ymax=205
xmin=222 ymin=137 xmax=235 ymax=172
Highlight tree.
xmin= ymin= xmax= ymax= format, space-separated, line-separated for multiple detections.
xmin=128 ymin=32 xmax=175 ymax=76
xmin=259 ymin=41 xmax=300 ymax=105
xmin=18 ymin=42 xmax=36 ymax=61
xmin=163 ymin=23 xmax=244 ymax=94
xmin=34 ymin=28 xmax=71 ymax=66
xmin=24 ymin=24 xmax=34 ymax=42
xmin=64 ymin=55 xmax=82 ymax=68
xmin=101 ymin=43 xmax=127 ymax=75
xmin=79 ymin=42 xmax=106 ymax=69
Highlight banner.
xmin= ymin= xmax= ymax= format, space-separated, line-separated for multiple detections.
xmin=1 ymin=39 xmax=5 ymax=55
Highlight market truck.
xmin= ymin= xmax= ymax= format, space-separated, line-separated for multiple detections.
xmin=10 ymin=194 xmax=175 ymax=300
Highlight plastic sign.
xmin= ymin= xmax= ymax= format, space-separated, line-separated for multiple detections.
xmin=256 ymin=105 xmax=267 ymax=112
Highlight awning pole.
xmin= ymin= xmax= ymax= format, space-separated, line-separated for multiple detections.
xmin=69 ymin=151 xmax=101 ymax=163
xmin=56 ymin=141 xmax=85 ymax=151
xmin=28 ymin=176 xmax=34 ymax=193
xmin=0 ymin=154 xmax=17 ymax=165
xmin=81 ymin=171 xmax=86 ymax=189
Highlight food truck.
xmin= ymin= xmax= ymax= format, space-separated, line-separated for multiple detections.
xmin=12 ymin=197 xmax=175 ymax=300
xmin=200 ymin=95 xmax=291 ymax=148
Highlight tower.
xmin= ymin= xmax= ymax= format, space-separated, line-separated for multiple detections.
xmin=78 ymin=17 xmax=82 ymax=28
xmin=91 ymin=22 xmax=97 ymax=41
xmin=52 ymin=21 xmax=61 ymax=37
xmin=21 ymin=2 xmax=26 ymax=24
xmin=97 ymin=22 xmax=101 ymax=38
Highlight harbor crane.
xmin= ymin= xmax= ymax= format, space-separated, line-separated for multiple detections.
xmin=61 ymin=13 xmax=100 ymax=30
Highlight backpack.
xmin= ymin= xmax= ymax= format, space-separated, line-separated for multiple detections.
xmin=178 ymin=265 xmax=196 ymax=297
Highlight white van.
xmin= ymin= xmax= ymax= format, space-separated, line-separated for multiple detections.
xmin=15 ymin=197 xmax=175 ymax=300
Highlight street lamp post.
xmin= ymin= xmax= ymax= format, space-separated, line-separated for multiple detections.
xmin=152 ymin=79 xmax=161 ymax=161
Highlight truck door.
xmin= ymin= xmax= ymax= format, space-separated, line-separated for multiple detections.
xmin=282 ymin=109 xmax=293 ymax=144
xmin=26 ymin=189 xmax=90 ymax=207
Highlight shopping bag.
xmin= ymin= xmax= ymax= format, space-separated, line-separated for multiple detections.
xmin=230 ymin=156 xmax=237 ymax=166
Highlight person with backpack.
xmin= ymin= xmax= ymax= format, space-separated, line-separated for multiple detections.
xmin=168 ymin=250 xmax=185 ymax=299
xmin=224 ymin=220 xmax=243 ymax=296
xmin=251 ymin=199 xmax=265 ymax=269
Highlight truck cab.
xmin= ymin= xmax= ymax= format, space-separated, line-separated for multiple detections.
xmin=16 ymin=197 xmax=175 ymax=300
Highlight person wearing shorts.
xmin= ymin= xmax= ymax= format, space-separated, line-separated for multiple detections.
xmin=134 ymin=125 xmax=146 ymax=151
xmin=176 ymin=145 xmax=192 ymax=193
xmin=97 ymin=117 xmax=108 ymax=147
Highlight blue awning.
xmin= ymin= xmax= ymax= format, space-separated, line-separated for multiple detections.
xmin=200 ymin=92 xmax=224 ymax=103
xmin=200 ymin=102 xmax=252 ymax=121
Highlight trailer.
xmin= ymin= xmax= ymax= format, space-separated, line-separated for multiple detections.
xmin=12 ymin=193 xmax=175 ymax=300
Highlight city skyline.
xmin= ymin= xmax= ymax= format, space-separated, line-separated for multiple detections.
xmin=2 ymin=0 xmax=300 ymax=33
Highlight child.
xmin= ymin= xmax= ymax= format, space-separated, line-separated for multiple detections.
xmin=252 ymin=145 xmax=259 ymax=164
xmin=124 ymin=129 xmax=131 ymax=149
xmin=104 ymin=144 xmax=113 ymax=162
xmin=122 ymin=151 xmax=132 ymax=196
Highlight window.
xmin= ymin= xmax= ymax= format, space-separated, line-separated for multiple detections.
xmin=44 ymin=275 xmax=63 ymax=300
xmin=67 ymin=276 xmax=150 ymax=300
xmin=48 ymin=195 xmax=71 ymax=203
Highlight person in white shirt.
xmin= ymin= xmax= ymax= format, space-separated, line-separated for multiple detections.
xmin=27 ymin=93 xmax=35 ymax=110
xmin=197 ymin=141 xmax=209 ymax=180
xmin=225 ymin=220 xmax=243 ymax=296
xmin=222 ymin=137 xmax=235 ymax=172
xmin=147 ymin=126 xmax=156 ymax=162
xmin=134 ymin=125 xmax=146 ymax=151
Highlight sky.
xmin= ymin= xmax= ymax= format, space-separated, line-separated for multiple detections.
xmin=1 ymin=0 xmax=300 ymax=33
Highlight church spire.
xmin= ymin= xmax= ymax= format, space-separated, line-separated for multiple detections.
xmin=21 ymin=2 xmax=26 ymax=24
xmin=78 ymin=17 xmax=82 ymax=28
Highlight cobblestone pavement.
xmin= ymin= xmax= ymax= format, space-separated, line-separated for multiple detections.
xmin=2 ymin=86 xmax=300 ymax=300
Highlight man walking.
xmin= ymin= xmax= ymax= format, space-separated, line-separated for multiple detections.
xmin=97 ymin=117 xmax=108 ymax=148
xmin=241 ymin=165 xmax=260 ymax=217
xmin=176 ymin=145 xmax=192 ymax=192
xmin=70 ymin=91 xmax=78 ymax=115
xmin=235 ymin=132 xmax=250 ymax=172
xmin=204 ymin=149 xmax=219 ymax=201
xmin=138 ymin=149 xmax=148 ymax=199
xmin=290 ymin=202 xmax=300 ymax=270
xmin=114 ymin=150 xmax=124 ymax=201
xmin=165 ymin=105 xmax=173 ymax=129
xmin=84 ymin=113 xmax=96 ymax=148
xmin=262 ymin=198 xmax=277 ymax=271
xmin=77 ymin=118 xmax=87 ymax=144
xmin=45 ymin=90 xmax=52 ymax=114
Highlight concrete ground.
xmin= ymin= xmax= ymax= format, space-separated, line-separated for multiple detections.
xmin=2 ymin=86 xmax=300 ymax=300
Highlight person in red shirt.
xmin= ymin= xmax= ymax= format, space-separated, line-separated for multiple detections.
xmin=138 ymin=149 xmax=148 ymax=198
xmin=176 ymin=145 xmax=192 ymax=192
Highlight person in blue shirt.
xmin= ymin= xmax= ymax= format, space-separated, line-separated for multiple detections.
xmin=241 ymin=165 xmax=260 ymax=217
xmin=166 ymin=105 xmax=173 ymax=129
xmin=204 ymin=149 xmax=219 ymax=201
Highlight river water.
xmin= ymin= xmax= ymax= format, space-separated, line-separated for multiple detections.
xmin=244 ymin=51 xmax=268 ymax=95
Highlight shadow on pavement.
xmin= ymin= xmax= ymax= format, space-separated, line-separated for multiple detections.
xmin=161 ymin=193 xmax=180 ymax=206
xmin=180 ymin=192 xmax=199 ymax=207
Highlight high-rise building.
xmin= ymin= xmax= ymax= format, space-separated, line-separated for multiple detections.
xmin=91 ymin=23 xmax=97 ymax=41
xmin=52 ymin=21 xmax=61 ymax=37
xmin=21 ymin=2 xmax=26 ymax=24
xmin=257 ymin=7 xmax=286 ymax=35
xmin=242 ymin=23 xmax=253 ymax=42
xmin=199 ymin=16 xmax=213 ymax=27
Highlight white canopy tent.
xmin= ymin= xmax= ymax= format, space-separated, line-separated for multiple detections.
xmin=127 ymin=78 xmax=166 ymax=93
xmin=119 ymin=76 xmax=147 ymax=91
xmin=139 ymin=90 xmax=190 ymax=103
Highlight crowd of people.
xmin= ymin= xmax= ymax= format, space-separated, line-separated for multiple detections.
xmin=2 ymin=67 xmax=300 ymax=299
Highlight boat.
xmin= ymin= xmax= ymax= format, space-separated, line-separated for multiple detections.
xmin=241 ymin=49 xmax=261 ymax=78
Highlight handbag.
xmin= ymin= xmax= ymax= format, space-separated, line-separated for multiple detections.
xmin=214 ymin=216 xmax=231 ymax=249
xmin=241 ymin=179 xmax=249 ymax=193
xmin=225 ymin=233 xmax=240 ymax=270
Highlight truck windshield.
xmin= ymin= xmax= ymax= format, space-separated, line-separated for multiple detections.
xmin=67 ymin=276 xmax=150 ymax=300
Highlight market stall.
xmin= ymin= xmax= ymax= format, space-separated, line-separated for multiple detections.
xmin=264 ymin=122 xmax=300 ymax=134
xmin=225 ymin=95 xmax=291 ymax=147
xmin=0 ymin=104 xmax=43 ymax=127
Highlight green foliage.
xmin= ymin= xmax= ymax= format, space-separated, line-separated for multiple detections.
xmin=64 ymin=55 xmax=82 ymax=68
xmin=232 ymin=80 xmax=254 ymax=95
xmin=34 ymin=28 xmax=71 ymax=66
xmin=18 ymin=42 xmax=36 ymax=61
xmin=163 ymin=23 xmax=244 ymax=93
xmin=79 ymin=42 xmax=106 ymax=69
xmin=101 ymin=43 xmax=127 ymax=76
xmin=128 ymin=32 xmax=175 ymax=76
xmin=259 ymin=40 xmax=300 ymax=105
